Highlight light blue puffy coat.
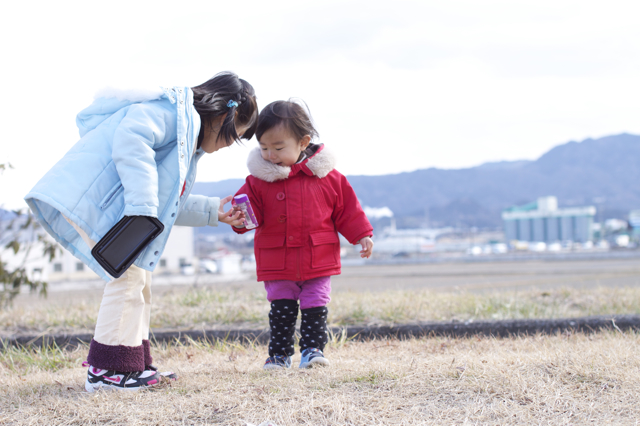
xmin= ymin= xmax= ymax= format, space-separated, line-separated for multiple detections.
xmin=25 ymin=86 xmax=221 ymax=282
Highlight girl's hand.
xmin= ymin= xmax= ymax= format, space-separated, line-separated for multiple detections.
xmin=358 ymin=236 xmax=374 ymax=258
xmin=218 ymin=195 xmax=246 ymax=227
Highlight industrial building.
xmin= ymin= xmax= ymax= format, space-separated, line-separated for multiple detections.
xmin=629 ymin=210 xmax=640 ymax=239
xmin=502 ymin=196 xmax=595 ymax=243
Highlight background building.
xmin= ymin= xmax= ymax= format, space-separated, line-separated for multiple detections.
xmin=41 ymin=225 xmax=196 ymax=281
xmin=629 ymin=210 xmax=640 ymax=240
xmin=502 ymin=196 xmax=595 ymax=243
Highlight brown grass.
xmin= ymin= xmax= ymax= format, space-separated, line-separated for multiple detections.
xmin=3 ymin=286 xmax=640 ymax=336
xmin=1 ymin=332 xmax=640 ymax=425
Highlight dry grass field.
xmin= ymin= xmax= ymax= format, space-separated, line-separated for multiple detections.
xmin=1 ymin=332 xmax=640 ymax=425
xmin=5 ymin=258 xmax=640 ymax=337
xmin=2 ymin=259 xmax=640 ymax=424
xmin=2 ymin=285 xmax=640 ymax=337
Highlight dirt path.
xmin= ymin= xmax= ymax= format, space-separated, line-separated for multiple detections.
xmin=332 ymin=257 xmax=640 ymax=293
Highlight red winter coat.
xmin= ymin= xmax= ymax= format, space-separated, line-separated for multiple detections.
xmin=233 ymin=144 xmax=373 ymax=282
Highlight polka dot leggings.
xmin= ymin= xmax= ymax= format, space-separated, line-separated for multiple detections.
xmin=299 ymin=305 xmax=328 ymax=352
xmin=268 ymin=299 xmax=329 ymax=357
xmin=268 ymin=299 xmax=298 ymax=357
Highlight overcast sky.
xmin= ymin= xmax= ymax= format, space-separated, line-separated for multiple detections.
xmin=1 ymin=0 xmax=639 ymax=209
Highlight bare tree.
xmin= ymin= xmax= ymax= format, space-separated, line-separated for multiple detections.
xmin=0 ymin=163 xmax=60 ymax=308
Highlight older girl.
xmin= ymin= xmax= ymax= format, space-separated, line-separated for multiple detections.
xmin=26 ymin=72 xmax=258 ymax=391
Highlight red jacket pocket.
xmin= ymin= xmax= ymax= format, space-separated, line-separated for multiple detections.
xmin=309 ymin=231 xmax=340 ymax=269
xmin=256 ymin=233 xmax=286 ymax=271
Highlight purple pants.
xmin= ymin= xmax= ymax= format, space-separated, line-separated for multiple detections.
xmin=264 ymin=276 xmax=331 ymax=310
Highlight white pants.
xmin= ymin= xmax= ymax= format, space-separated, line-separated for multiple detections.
xmin=64 ymin=216 xmax=151 ymax=347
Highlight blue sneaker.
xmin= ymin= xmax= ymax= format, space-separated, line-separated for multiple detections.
xmin=299 ymin=348 xmax=330 ymax=369
xmin=263 ymin=355 xmax=292 ymax=370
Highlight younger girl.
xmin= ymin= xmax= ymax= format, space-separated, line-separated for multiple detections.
xmin=233 ymin=100 xmax=374 ymax=369
xmin=25 ymin=72 xmax=258 ymax=391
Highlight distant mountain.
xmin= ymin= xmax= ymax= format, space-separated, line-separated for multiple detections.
xmin=192 ymin=179 xmax=246 ymax=201
xmin=475 ymin=160 xmax=533 ymax=170
xmin=192 ymin=133 xmax=640 ymax=229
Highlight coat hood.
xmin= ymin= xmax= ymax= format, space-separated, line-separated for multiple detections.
xmin=247 ymin=143 xmax=337 ymax=182
xmin=75 ymin=86 xmax=178 ymax=138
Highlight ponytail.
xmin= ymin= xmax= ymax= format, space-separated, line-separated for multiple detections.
xmin=191 ymin=71 xmax=258 ymax=148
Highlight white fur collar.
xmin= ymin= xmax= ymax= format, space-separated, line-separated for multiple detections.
xmin=247 ymin=145 xmax=337 ymax=182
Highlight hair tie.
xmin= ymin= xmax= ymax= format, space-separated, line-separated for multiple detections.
xmin=227 ymin=100 xmax=238 ymax=108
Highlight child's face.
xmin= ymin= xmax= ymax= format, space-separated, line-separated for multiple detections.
xmin=258 ymin=125 xmax=310 ymax=167
xmin=200 ymin=115 xmax=249 ymax=154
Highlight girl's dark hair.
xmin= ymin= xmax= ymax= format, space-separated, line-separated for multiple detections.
xmin=191 ymin=71 xmax=258 ymax=147
xmin=256 ymin=99 xmax=319 ymax=142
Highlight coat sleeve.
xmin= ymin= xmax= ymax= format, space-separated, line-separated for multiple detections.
xmin=112 ymin=102 xmax=172 ymax=218
xmin=231 ymin=177 xmax=263 ymax=234
xmin=330 ymin=171 xmax=373 ymax=244
xmin=174 ymin=195 xmax=221 ymax=227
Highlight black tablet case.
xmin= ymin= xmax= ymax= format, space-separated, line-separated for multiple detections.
xmin=91 ymin=216 xmax=164 ymax=278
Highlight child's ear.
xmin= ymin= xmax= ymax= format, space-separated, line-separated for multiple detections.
xmin=299 ymin=135 xmax=311 ymax=150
